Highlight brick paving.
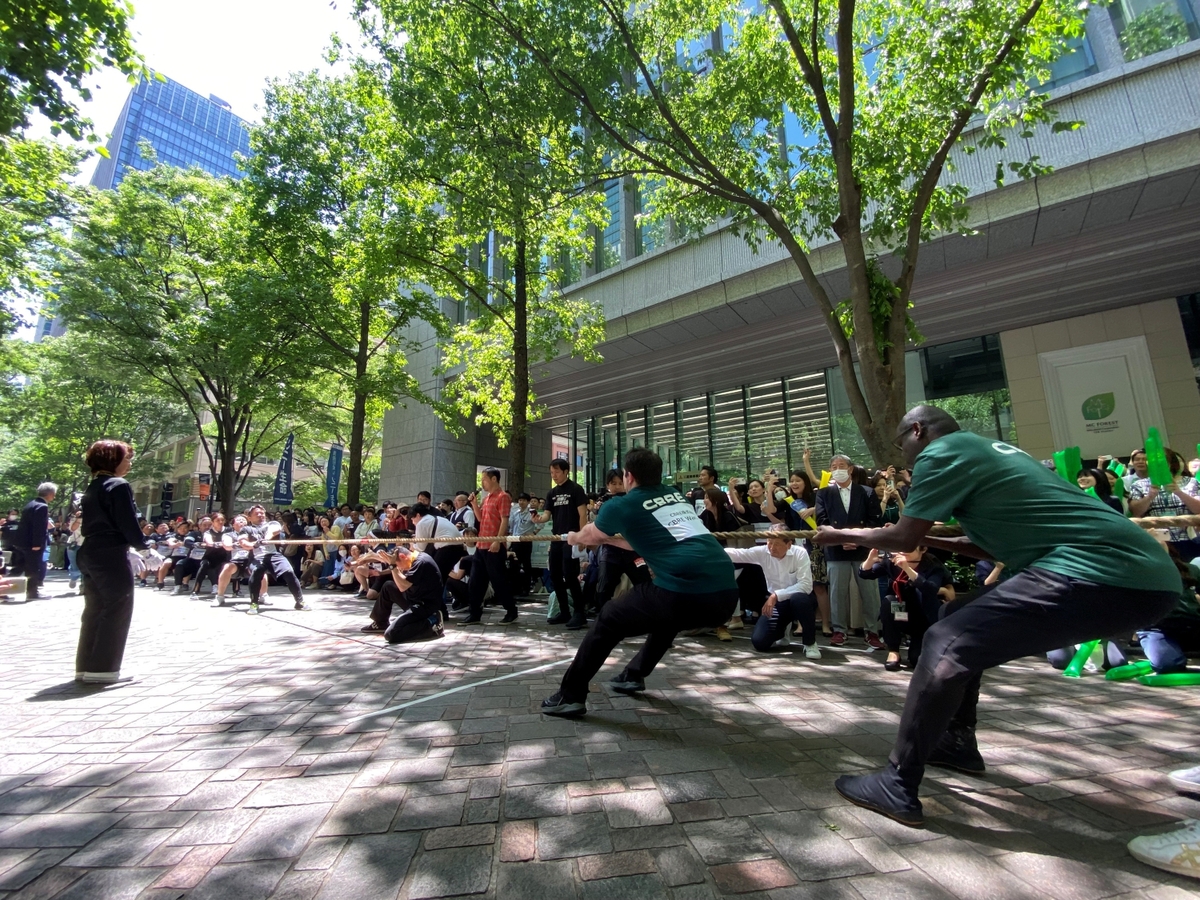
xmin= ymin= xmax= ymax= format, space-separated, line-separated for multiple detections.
xmin=2 ymin=572 xmax=1200 ymax=898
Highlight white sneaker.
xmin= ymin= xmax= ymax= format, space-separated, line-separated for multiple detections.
xmin=1170 ymin=766 xmax=1200 ymax=794
xmin=211 ymin=595 xmax=225 ymax=607
xmin=1128 ymin=820 xmax=1200 ymax=878
xmin=804 ymin=644 xmax=822 ymax=660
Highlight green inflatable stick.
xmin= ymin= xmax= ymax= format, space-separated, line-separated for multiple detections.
xmin=1107 ymin=459 xmax=1126 ymax=477
xmin=1053 ymin=447 xmax=1083 ymax=483
xmin=1136 ymin=672 xmax=1200 ymax=686
xmin=1105 ymin=660 xmax=1154 ymax=681
xmin=1145 ymin=427 xmax=1174 ymax=488
xmin=1063 ymin=640 xmax=1099 ymax=677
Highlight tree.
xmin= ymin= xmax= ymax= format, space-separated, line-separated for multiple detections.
xmin=0 ymin=332 xmax=190 ymax=509
xmin=361 ymin=0 xmax=1088 ymax=464
xmin=241 ymin=69 xmax=444 ymax=505
xmin=353 ymin=22 xmax=609 ymax=495
xmin=0 ymin=0 xmax=141 ymax=140
xmin=54 ymin=162 xmax=322 ymax=517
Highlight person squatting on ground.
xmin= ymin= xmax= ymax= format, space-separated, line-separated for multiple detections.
xmin=75 ymin=440 xmax=148 ymax=684
xmin=724 ymin=524 xmax=821 ymax=658
xmin=541 ymin=447 xmax=740 ymax=718
xmin=12 ymin=481 xmax=55 ymax=600
xmin=538 ymin=458 xmax=590 ymax=629
xmin=814 ymin=405 xmax=1181 ymax=828
xmin=361 ymin=546 xmax=446 ymax=643
xmin=244 ymin=505 xmax=309 ymax=614
xmin=861 ymin=546 xmax=954 ymax=672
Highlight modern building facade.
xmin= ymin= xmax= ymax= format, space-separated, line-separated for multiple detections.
xmin=89 ymin=73 xmax=251 ymax=190
xmin=378 ymin=9 xmax=1200 ymax=501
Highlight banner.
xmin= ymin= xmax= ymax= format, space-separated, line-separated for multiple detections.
xmin=325 ymin=444 xmax=343 ymax=509
xmin=273 ymin=433 xmax=295 ymax=505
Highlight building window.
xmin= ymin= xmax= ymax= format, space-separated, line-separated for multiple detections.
xmin=1110 ymin=0 xmax=1199 ymax=60
xmin=596 ymin=180 xmax=622 ymax=271
xmin=1042 ymin=35 xmax=1099 ymax=90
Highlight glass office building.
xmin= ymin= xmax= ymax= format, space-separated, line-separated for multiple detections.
xmin=90 ymin=74 xmax=251 ymax=190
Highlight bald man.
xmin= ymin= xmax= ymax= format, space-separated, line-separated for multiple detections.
xmin=815 ymin=405 xmax=1181 ymax=827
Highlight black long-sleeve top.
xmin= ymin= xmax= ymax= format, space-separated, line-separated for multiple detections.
xmin=80 ymin=474 xmax=147 ymax=551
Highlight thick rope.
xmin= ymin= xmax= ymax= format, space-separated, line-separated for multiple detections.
xmin=222 ymin=514 xmax=1200 ymax=547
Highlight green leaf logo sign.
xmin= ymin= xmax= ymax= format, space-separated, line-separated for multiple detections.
xmin=1081 ymin=393 xmax=1116 ymax=421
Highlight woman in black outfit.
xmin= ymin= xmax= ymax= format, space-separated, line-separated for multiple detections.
xmin=860 ymin=545 xmax=952 ymax=672
xmin=75 ymin=440 xmax=148 ymax=684
xmin=1078 ymin=467 xmax=1123 ymax=514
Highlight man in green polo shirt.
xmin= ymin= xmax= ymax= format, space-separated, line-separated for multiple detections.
xmin=541 ymin=447 xmax=739 ymax=718
xmin=815 ymin=405 xmax=1180 ymax=828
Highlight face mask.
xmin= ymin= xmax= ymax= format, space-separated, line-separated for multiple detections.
xmin=831 ymin=469 xmax=850 ymax=485
xmin=774 ymin=490 xmax=788 ymax=501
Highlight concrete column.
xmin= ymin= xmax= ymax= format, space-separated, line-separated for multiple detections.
xmin=620 ymin=175 xmax=639 ymax=262
xmin=1085 ymin=4 xmax=1126 ymax=72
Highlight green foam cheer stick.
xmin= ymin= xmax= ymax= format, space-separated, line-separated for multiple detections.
xmin=1145 ymin=427 xmax=1173 ymax=488
xmin=1105 ymin=660 xmax=1154 ymax=681
xmin=1137 ymin=672 xmax=1200 ymax=686
xmin=1063 ymin=640 xmax=1099 ymax=678
xmin=1053 ymin=447 xmax=1083 ymax=483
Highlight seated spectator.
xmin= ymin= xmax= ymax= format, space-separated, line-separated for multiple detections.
xmin=1077 ymin=467 xmax=1123 ymax=514
xmin=1129 ymin=448 xmax=1200 ymax=557
xmin=724 ymin=525 xmax=820 ymax=658
xmin=1135 ymin=557 xmax=1200 ymax=673
xmin=700 ymin=487 xmax=741 ymax=545
xmin=861 ymin=546 xmax=952 ymax=672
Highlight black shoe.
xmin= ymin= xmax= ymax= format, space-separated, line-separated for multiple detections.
xmin=499 ymin=610 xmax=518 ymax=625
xmin=884 ymin=658 xmax=902 ymax=672
xmin=565 ymin=614 xmax=588 ymax=630
xmin=927 ymin=725 xmax=986 ymax=775
xmin=834 ymin=767 xmax=924 ymax=828
xmin=606 ymin=672 xmax=645 ymax=694
xmin=541 ymin=690 xmax=586 ymax=718
xmin=457 ymin=617 xmax=483 ymax=627
xmin=360 ymin=622 xmax=385 ymax=633
xmin=547 ymin=612 xmax=571 ymax=625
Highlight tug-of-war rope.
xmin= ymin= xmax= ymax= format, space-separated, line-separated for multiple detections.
xmin=240 ymin=515 xmax=1200 ymax=547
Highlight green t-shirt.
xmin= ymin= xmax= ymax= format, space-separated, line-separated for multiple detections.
xmin=903 ymin=432 xmax=1181 ymax=595
xmin=594 ymin=483 xmax=737 ymax=594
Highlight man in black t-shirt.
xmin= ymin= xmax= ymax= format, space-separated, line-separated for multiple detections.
xmin=360 ymin=547 xmax=445 ymax=643
xmin=686 ymin=465 xmax=720 ymax=507
xmin=536 ymin=458 xmax=589 ymax=629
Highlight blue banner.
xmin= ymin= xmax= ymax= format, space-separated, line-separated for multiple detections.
xmin=325 ymin=444 xmax=343 ymax=509
xmin=272 ymin=433 xmax=295 ymax=505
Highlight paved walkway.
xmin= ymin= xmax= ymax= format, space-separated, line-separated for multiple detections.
xmin=2 ymin=571 xmax=1200 ymax=899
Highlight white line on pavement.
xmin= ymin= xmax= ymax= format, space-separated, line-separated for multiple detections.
xmin=344 ymin=658 xmax=572 ymax=723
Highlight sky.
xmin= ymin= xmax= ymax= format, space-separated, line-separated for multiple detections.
xmin=54 ymin=0 xmax=365 ymax=182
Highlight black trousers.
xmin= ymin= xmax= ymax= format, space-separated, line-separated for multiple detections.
xmin=433 ymin=545 xmax=466 ymax=582
xmin=511 ymin=541 xmax=533 ymax=593
xmin=11 ymin=547 xmax=45 ymax=596
xmin=890 ymin=567 xmax=1177 ymax=783
xmin=193 ymin=550 xmax=229 ymax=592
xmin=469 ymin=549 xmax=515 ymax=617
xmin=594 ymin=545 xmax=649 ymax=610
xmin=447 ymin=577 xmax=470 ymax=609
xmin=173 ymin=557 xmax=202 ymax=587
xmin=879 ymin=590 xmax=938 ymax=665
xmin=249 ymin=553 xmax=304 ymax=605
xmin=750 ymin=593 xmax=818 ymax=650
xmin=548 ymin=542 xmax=584 ymax=617
xmin=75 ymin=542 xmax=135 ymax=675
xmin=559 ymin=583 xmax=738 ymax=702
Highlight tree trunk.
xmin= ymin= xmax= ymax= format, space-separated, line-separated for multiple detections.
xmin=217 ymin=417 xmax=238 ymax=519
xmin=510 ymin=236 xmax=530 ymax=498
xmin=347 ymin=299 xmax=371 ymax=506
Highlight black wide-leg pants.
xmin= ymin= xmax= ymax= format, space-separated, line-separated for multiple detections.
xmin=75 ymin=542 xmax=135 ymax=676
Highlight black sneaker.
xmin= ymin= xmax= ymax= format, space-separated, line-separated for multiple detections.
xmin=360 ymin=622 xmax=385 ymax=633
xmin=927 ymin=725 xmax=986 ymax=775
xmin=294 ymin=598 xmax=310 ymax=611
xmin=457 ymin=617 xmax=483 ymax=627
xmin=834 ymin=767 xmax=924 ymax=828
xmin=565 ymin=615 xmax=588 ymax=630
xmin=606 ymin=672 xmax=645 ymax=694
xmin=547 ymin=612 xmax=571 ymax=625
xmin=499 ymin=610 xmax=518 ymax=625
xmin=541 ymin=690 xmax=586 ymax=718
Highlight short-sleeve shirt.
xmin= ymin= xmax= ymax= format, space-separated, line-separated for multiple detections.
xmin=478 ymin=490 xmax=510 ymax=540
xmin=546 ymin=479 xmax=588 ymax=534
xmin=903 ymin=432 xmax=1181 ymax=594
xmin=594 ymin=484 xmax=737 ymax=594
xmin=1129 ymin=476 xmax=1200 ymax=542
xmin=400 ymin=552 xmax=443 ymax=611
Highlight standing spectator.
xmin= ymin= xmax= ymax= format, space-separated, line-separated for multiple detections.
xmin=75 ymin=441 xmax=147 ymax=684
xmin=1128 ymin=448 xmax=1200 ymax=558
xmin=460 ymin=468 xmax=517 ymax=625
xmin=870 ymin=470 xmax=906 ymax=525
xmin=13 ymin=482 xmax=56 ymax=600
xmin=816 ymin=454 xmax=883 ymax=647
xmin=509 ymin=493 xmax=539 ymax=595
xmin=65 ymin=513 xmax=83 ymax=592
xmin=1 ymin=509 xmax=19 ymax=570
xmin=537 ymin=458 xmax=589 ymax=629
xmin=449 ymin=491 xmax=477 ymax=531
xmin=1123 ymin=448 xmax=1149 ymax=492
xmin=411 ymin=502 xmax=464 ymax=581
xmin=686 ymin=465 xmax=720 ymax=508
xmin=332 ymin=504 xmax=353 ymax=532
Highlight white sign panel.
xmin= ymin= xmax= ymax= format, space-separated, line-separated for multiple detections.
xmin=1038 ymin=336 xmax=1165 ymax=458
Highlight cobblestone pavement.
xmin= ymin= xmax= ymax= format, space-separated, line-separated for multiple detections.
xmin=3 ymin=572 xmax=1200 ymax=899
